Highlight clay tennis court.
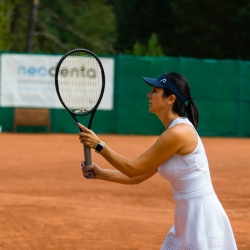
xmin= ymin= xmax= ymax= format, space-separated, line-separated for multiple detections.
xmin=0 ymin=133 xmax=249 ymax=249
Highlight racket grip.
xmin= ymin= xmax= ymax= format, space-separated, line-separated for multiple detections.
xmin=83 ymin=145 xmax=95 ymax=179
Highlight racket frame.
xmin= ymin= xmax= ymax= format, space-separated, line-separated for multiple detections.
xmin=55 ymin=48 xmax=105 ymax=178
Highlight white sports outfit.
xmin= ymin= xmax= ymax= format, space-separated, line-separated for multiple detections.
xmin=158 ymin=117 xmax=237 ymax=250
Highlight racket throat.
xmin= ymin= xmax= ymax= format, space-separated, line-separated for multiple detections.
xmin=88 ymin=111 xmax=96 ymax=129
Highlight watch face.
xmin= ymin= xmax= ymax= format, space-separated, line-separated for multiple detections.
xmin=95 ymin=142 xmax=105 ymax=153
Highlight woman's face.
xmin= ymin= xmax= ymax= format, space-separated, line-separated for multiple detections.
xmin=147 ymin=86 xmax=168 ymax=114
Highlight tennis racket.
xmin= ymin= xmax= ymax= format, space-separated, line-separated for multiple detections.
xmin=55 ymin=49 xmax=105 ymax=179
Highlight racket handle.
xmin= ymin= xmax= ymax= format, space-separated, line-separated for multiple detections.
xmin=83 ymin=145 xmax=95 ymax=179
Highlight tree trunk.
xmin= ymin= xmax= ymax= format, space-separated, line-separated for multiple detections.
xmin=26 ymin=0 xmax=39 ymax=52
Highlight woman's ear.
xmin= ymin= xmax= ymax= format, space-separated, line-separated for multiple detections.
xmin=168 ymin=94 xmax=176 ymax=106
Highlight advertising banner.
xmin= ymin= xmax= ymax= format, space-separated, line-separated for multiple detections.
xmin=0 ymin=53 xmax=114 ymax=109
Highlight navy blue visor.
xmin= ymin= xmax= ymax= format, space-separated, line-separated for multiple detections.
xmin=143 ymin=75 xmax=187 ymax=103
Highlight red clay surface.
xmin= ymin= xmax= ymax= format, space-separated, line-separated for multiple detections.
xmin=0 ymin=133 xmax=249 ymax=249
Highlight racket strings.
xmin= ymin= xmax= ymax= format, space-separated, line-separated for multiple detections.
xmin=58 ymin=51 xmax=103 ymax=115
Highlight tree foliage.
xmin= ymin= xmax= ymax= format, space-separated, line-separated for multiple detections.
xmin=109 ymin=0 xmax=250 ymax=59
xmin=130 ymin=33 xmax=165 ymax=56
xmin=0 ymin=0 xmax=27 ymax=51
xmin=1 ymin=0 xmax=250 ymax=59
xmin=0 ymin=0 xmax=117 ymax=54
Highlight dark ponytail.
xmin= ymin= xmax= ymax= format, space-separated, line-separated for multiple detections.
xmin=186 ymin=99 xmax=199 ymax=130
xmin=163 ymin=72 xmax=199 ymax=129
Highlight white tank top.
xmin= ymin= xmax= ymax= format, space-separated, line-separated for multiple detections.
xmin=158 ymin=117 xmax=212 ymax=196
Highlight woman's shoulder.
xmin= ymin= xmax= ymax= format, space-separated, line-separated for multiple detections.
xmin=166 ymin=122 xmax=195 ymax=139
xmin=165 ymin=118 xmax=198 ymax=155
xmin=160 ymin=123 xmax=190 ymax=147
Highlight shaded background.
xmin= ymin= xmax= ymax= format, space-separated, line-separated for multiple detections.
xmin=1 ymin=0 xmax=250 ymax=137
xmin=1 ymin=54 xmax=250 ymax=137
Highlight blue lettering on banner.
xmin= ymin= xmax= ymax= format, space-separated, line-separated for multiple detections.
xmin=37 ymin=67 xmax=47 ymax=76
xmin=28 ymin=66 xmax=36 ymax=76
xmin=17 ymin=65 xmax=96 ymax=78
xmin=17 ymin=66 xmax=56 ymax=77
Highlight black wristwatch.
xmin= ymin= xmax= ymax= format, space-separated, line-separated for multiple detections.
xmin=95 ymin=141 xmax=105 ymax=153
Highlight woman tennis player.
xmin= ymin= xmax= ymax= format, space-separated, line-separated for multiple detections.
xmin=77 ymin=72 xmax=237 ymax=249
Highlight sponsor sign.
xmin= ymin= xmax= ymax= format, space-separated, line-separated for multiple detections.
xmin=0 ymin=53 xmax=114 ymax=109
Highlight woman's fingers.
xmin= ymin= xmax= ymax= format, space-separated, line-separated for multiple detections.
xmin=78 ymin=131 xmax=93 ymax=147
xmin=78 ymin=132 xmax=90 ymax=140
xmin=77 ymin=124 xmax=100 ymax=149
xmin=81 ymin=162 xmax=96 ymax=179
xmin=76 ymin=123 xmax=88 ymax=131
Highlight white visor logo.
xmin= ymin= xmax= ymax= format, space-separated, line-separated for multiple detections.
xmin=159 ymin=79 xmax=166 ymax=83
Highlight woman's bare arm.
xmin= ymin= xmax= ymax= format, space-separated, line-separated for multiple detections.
xmin=78 ymin=123 xmax=185 ymax=178
xmin=82 ymin=162 xmax=157 ymax=185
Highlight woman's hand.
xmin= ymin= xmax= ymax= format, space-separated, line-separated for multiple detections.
xmin=81 ymin=161 xmax=106 ymax=179
xmin=77 ymin=123 xmax=101 ymax=149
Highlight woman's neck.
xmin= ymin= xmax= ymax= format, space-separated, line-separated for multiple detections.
xmin=159 ymin=113 xmax=180 ymax=129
